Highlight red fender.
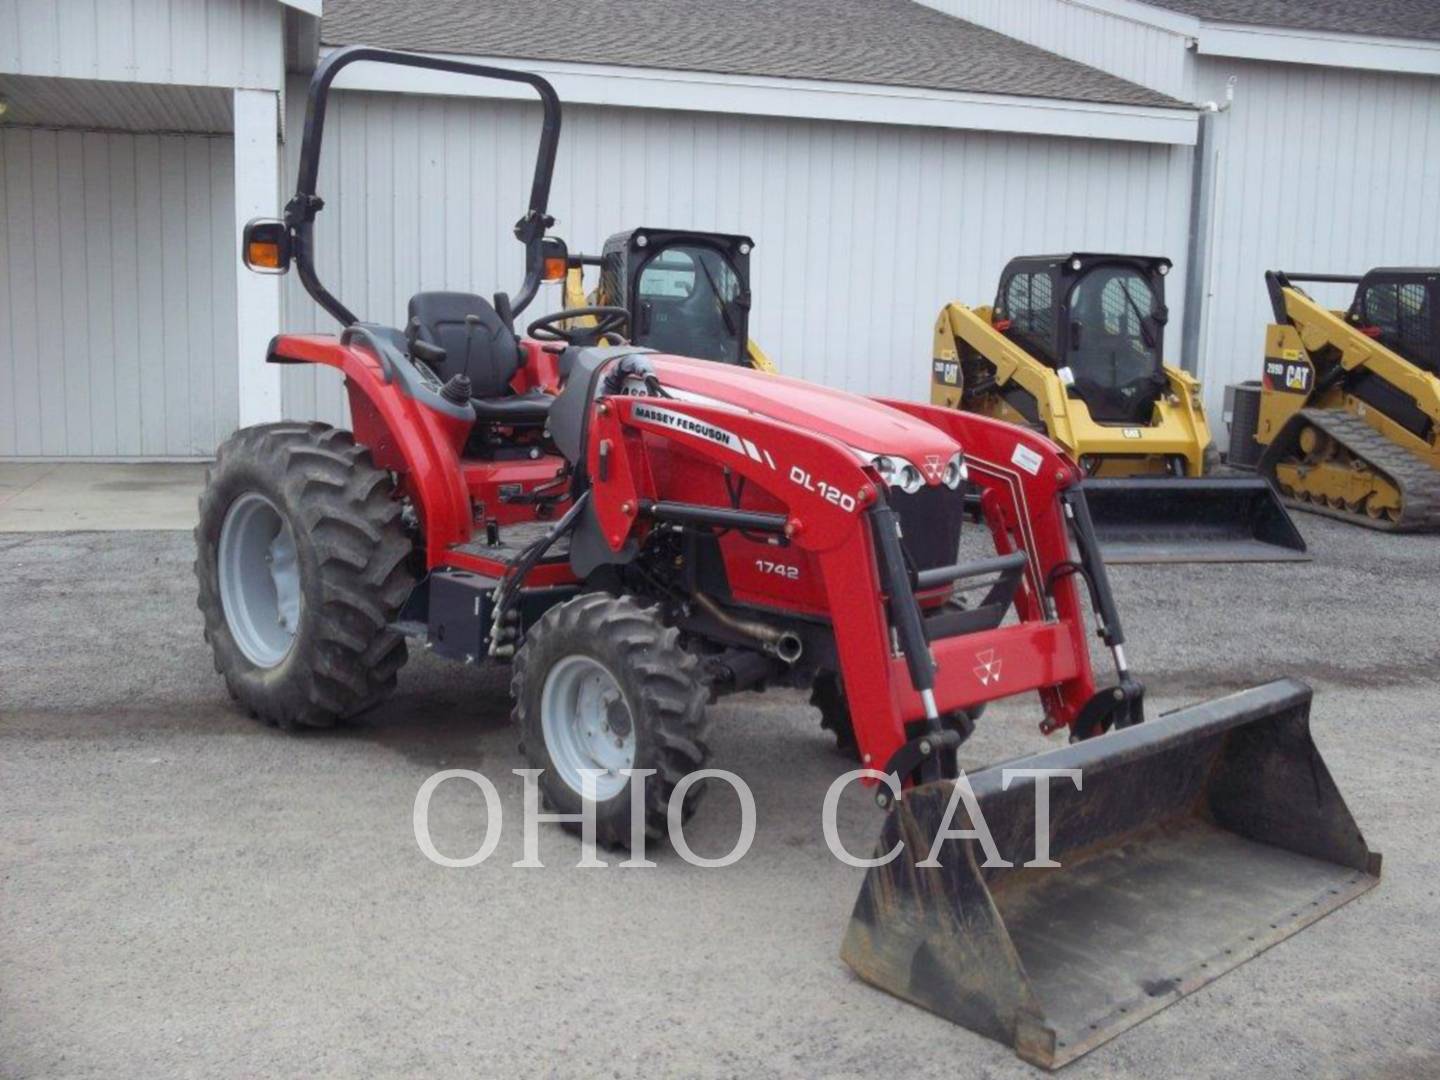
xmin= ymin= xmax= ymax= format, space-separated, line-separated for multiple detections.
xmin=268 ymin=335 xmax=475 ymax=564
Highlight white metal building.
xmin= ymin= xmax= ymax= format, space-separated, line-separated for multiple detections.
xmin=2 ymin=0 xmax=1436 ymax=458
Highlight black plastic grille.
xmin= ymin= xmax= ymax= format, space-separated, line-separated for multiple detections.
xmin=890 ymin=483 xmax=964 ymax=572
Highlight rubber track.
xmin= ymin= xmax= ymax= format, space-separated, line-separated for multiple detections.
xmin=1265 ymin=407 xmax=1440 ymax=532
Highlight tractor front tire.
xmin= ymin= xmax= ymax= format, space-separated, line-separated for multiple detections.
xmin=811 ymin=672 xmax=856 ymax=756
xmin=513 ymin=593 xmax=710 ymax=849
xmin=195 ymin=422 xmax=415 ymax=729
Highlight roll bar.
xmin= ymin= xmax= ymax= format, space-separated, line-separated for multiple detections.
xmin=284 ymin=45 xmax=562 ymax=327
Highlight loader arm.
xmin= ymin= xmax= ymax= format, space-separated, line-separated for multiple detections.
xmin=582 ymin=387 xmax=1115 ymax=772
xmin=1278 ymin=285 xmax=1440 ymax=452
xmin=933 ymin=302 xmax=1077 ymax=453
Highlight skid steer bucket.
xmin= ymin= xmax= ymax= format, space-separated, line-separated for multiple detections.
xmin=1081 ymin=476 xmax=1308 ymax=564
xmin=841 ymin=679 xmax=1379 ymax=1070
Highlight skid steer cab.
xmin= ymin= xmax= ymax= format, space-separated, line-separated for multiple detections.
xmin=561 ymin=227 xmax=777 ymax=372
xmin=207 ymin=45 xmax=1377 ymax=1070
xmin=931 ymin=253 xmax=1306 ymax=563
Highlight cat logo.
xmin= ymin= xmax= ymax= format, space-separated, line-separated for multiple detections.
xmin=1265 ymin=359 xmax=1312 ymax=394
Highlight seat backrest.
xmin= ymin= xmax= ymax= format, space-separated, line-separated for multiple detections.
xmin=407 ymin=292 xmax=521 ymax=398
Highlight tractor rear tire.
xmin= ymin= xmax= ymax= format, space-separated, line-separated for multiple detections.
xmin=194 ymin=422 xmax=415 ymax=728
xmin=513 ymin=593 xmax=710 ymax=849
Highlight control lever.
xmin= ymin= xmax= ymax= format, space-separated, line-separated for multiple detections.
xmin=463 ymin=313 xmax=483 ymax=376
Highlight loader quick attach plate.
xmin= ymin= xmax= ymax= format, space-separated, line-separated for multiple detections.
xmin=840 ymin=679 xmax=1379 ymax=1069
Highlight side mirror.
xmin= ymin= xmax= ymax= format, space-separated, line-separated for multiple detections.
xmin=540 ymin=236 xmax=569 ymax=283
xmin=242 ymin=218 xmax=291 ymax=274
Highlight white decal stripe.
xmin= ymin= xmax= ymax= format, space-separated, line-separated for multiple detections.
xmin=968 ymin=458 xmax=1045 ymax=599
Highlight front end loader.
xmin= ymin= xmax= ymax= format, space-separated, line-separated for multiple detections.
xmin=932 ymin=254 xmax=1306 ymax=563
xmin=208 ymin=47 xmax=1377 ymax=1070
xmin=1228 ymin=269 xmax=1440 ymax=530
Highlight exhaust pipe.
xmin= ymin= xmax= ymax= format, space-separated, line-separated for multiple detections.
xmin=692 ymin=591 xmax=803 ymax=664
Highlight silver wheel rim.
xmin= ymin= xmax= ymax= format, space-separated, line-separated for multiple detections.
xmin=540 ymin=655 xmax=636 ymax=801
xmin=217 ymin=491 xmax=301 ymax=669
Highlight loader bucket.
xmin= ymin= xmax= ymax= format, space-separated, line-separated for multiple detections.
xmin=1081 ymin=476 xmax=1308 ymax=564
xmin=841 ymin=679 xmax=1379 ymax=1070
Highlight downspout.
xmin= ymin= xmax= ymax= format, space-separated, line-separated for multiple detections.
xmin=1179 ymin=75 xmax=1235 ymax=376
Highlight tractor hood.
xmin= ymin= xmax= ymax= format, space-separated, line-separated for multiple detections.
xmin=649 ymin=356 xmax=961 ymax=466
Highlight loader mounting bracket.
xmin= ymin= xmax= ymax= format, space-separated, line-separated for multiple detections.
xmin=878 ymin=718 xmax=974 ymax=801
xmin=1070 ymin=676 xmax=1144 ymax=741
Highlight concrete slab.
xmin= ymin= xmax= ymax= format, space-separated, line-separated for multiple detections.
xmin=0 ymin=462 xmax=57 ymax=505
xmin=0 ymin=462 xmax=206 ymax=532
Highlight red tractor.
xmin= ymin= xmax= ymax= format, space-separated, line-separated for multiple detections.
xmin=201 ymin=46 xmax=1378 ymax=1069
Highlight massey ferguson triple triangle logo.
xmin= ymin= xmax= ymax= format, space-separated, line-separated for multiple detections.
xmin=924 ymin=454 xmax=943 ymax=481
xmin=974 ymin=649 xmax=1003 ymax=686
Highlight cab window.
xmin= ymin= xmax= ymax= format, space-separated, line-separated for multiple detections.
xmin=634 ymin=245 xmax=745 ymax=363
xmin=1065 ymin=265 xmax=1165 ymax=422
xmin=1002 ymin=271 xmax=1055 ymax=363
xmin=1360 ymin=281 xmax=1433 ymax=372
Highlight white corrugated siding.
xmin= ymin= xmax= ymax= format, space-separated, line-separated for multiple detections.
xmin=1194 ymin=57 xmax=1440 ymax=415
xmin=921 ymin=0 xmax=1196 ymax=101
xmin=280 ymin=86 xmax=1193 ymax=427
xmin=0 ymin=0 xmax=283 ymax=90
xmin=0 ymin=128 xmax=238 ymax=457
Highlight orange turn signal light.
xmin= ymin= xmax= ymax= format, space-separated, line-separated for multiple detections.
xmin=240 ymin=218 xmax=291 ymax=274
xmin=543 ymin=255 xmax=568 ymax=282
xmin=247 ymin=240 xmax=282 ymax=269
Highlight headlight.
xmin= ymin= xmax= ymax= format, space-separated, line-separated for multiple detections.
xmin=868 ymin=454 xmax=926 ymax=494
xmin=898 ymin=463 xmax=924 ymax=494
xmin=941 ymin=452 xmax=966 ymax=490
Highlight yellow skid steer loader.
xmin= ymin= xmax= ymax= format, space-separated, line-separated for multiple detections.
xmin=1228 ymin=269 xmax=1440 ymax=530
xmin=561 ymin=226 xmax=777 ymax=372
xmin=931 ymin=254 xmax=1306 ymax=563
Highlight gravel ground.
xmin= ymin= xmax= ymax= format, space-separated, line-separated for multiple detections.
xmin=2 ymin=517 xmax=1438 ymax=1079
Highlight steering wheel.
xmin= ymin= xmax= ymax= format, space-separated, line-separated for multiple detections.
xmin=526 ymin=306 xmax=631 ymax=347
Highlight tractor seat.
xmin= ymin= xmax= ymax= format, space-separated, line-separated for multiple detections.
xmin=407 ymin=291 xmax=551 ymax=425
